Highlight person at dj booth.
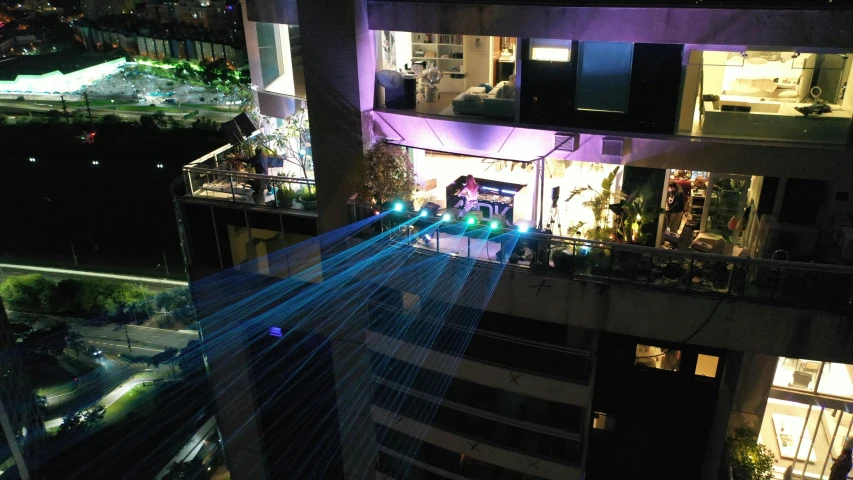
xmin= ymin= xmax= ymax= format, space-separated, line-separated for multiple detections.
xmin=456 ymin=174 xmax=480 ymax=218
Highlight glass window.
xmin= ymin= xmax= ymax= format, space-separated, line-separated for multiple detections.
xmin=530 ymin=39 xmax=571 ymax=62
xmin=592 ymin=412 xmax=616 ymax=432
xmin=695 ymin=354 xmax=719 ymax=378
xmin=255 ymin=23 xmax=305 ymax=98
xmin=683 ymin=49 xmax=853 ymax=144
xmin=817 ymin=363 xmax=853 ymax=399
xmin=773 ymin=357 xmax=821 ymax=392
xmin=576 ymin=41 xmax=634 ymax=113
xmin=634 ymin=344 xmax=680 ymax=372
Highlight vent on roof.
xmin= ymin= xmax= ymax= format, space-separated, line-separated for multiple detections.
xmin=554 ymin=133 xmax=579 ymax=152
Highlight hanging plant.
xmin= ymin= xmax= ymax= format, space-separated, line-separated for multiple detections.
xmin=360 ymin=143 xmax=416 ymax=205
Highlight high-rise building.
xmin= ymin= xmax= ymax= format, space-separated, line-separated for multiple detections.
xmin=80 ymin=0 xmax=134 ymax=19
xmin=173 ymin=1 xmax=853 ymax=479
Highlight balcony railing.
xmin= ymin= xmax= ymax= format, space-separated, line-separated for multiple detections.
xmin=349 ymin=202 xmax=853 ymax=312
xmin=182 ymin=142 xmax=316 ymax=213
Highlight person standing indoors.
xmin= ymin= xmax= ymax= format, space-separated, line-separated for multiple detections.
xmin=458 ymin=175 xmax=480 ymax=217
xmin=665 ymin=181 xmax=686 ymax=234
xmin=829 ymin=437 xmax=853 ymax=480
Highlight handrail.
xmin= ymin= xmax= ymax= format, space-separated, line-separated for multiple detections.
xmin=351 ymin=200 xmax=853 ymax=274
xmin=349 ymin=200 xmax=853 ymax=311
xmin=182 ymin=166 xmax=317 ymax=185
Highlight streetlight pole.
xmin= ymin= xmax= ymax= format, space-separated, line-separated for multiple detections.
xmin=162 ymin=250 xmax=170 ymax=277
xmin=124 ymin=325 xmax=132 ymax=354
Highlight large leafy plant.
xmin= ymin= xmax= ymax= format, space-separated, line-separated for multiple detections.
xmin=360 ymin=143 xmax=415 ymax=205
xmin=566 ymin=166 xmax=623 ymax=232
xmin=725 ymin=428 xmax=775 ymax=480
xmin=619 ymin=180 xmax=663 ymax=243
xmin=250 ymin=108 xmax=313 ymax=191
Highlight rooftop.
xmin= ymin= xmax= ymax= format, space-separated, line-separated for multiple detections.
xmin=0 ymin=49 xmax=125 ymax=81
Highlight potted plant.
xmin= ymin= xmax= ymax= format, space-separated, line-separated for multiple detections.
xmin=299 ymin=189 xmax=318 ymax=210
xmin=358 ymin=143 xmax=416 ymax=207
xmin=724 ymin=428 xmax=775 ymax=480
xmin=276 ymin=187 xmax=297 ymax=208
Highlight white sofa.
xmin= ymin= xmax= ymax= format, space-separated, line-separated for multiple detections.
xmin=451 ymin=76 xmax=516 ymax=119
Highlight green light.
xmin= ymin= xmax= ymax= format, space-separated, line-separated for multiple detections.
xmin=490 ymin=221 xmax=499 ymax=229
xmin=467 ymin=217 xmax=475 ymax=225
xmin=393 ymin=203 xmax=403 ymax=212
xmin=442 ymin=213 xmax=452 ymax=221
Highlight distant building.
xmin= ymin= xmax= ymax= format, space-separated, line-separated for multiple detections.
xmin=0 ymin=51 xmax=126 ymax=93
xmin=81 ymin=0 xmax=134 ymax=20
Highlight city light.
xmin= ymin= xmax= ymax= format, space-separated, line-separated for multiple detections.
xmin=156 ymin=163 xmax=164 ymax=169
xmin=419 ymin=210 xmax=427 ymax=217
xmin=28 ymin=157 xmax=35 ymax=163
xmin=92 ymin=160 xmax=99 ymax=165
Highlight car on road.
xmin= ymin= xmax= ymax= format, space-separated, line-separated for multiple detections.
xmin=86 ymin=346 xmax=104 ymax=358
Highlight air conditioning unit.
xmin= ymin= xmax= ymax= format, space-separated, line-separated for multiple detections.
xmin=554 ymin=133 xmax=579 ymax=152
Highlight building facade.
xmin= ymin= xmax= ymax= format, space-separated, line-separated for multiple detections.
xmin=173 ymin=1 xmax=853 ymax=479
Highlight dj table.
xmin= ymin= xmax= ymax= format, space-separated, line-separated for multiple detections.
xmin=446 ymin=176 xmax=526 ymax=225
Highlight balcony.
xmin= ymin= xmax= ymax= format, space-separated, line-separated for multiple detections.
xmin=182 ymin=142 xmax=316 ymax=214
xmin=349 ymin=202 xmax=853 ymax=312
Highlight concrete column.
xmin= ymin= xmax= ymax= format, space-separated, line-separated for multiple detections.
xmin=295 ymin=0 xmax=375 ymax=233
xmin=202 ymin=324 xmax=268 ymax=479
xmin=330 ymin=337 xmax=378 ymax=479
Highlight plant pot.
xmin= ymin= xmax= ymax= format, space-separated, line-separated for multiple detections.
xmin=300 ymin=198 xmax=318 ymax=210
xmin=252 ymin=191 xmax=265 ymax=206
xmin=276 ymin=190 xmax=294 ymax=207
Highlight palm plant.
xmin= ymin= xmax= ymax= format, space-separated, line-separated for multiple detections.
xmin=619 ymin=180 xmax=663 ymax=243
xmin=566 ymin=166 xmax=623 ymax=232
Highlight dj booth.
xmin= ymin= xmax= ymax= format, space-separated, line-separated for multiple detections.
xmin=446 ymin=176 xmax=526 ymax=225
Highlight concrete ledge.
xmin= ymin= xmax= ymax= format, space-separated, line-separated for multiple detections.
xmin=368 ymin=2 xmax=853 ymax=49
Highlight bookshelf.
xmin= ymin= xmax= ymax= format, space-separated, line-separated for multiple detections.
xmin=411 ymin=33 xmax=466 ymax=93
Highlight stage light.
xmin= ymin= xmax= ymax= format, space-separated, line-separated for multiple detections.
xmin=490 ymin=220 xmax=499 ymax=229
xmin=393 ymin=203 xmax=403 ymax=212
xmin=419 ymin=210 xmax=427 ymax=217
xmin=517 ymin=223 xmax=530 ymax=233
xmin=269 ymin=327 xmax=282 ymax=337
xmin=442 ymin=213 xmax=452 ymax=221
xmin=373 ymin=210 xmax=380 ymax=215
xmin=466 ymin=217 xmax=475 ymax=225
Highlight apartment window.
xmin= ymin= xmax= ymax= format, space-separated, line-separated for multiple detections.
xmin=255 ymin=23 xmax=305 ymax=97
xmin=576 ymin=41 xmax=634 ymax=113
xmin=695 ymin=354 xmax=720 ymax=378
xmin=635 ymin=344 xmax=681 ymax=372
xmin=530 ymin=38 xmax=571 ymax=62
xmin=592 ymin=411 xmax=616 ymax=432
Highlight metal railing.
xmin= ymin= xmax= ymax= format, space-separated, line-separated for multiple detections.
xmin=182 ymin=142 xmax=316 ymax=211
xmin=349 ymin=201 xmax=853 ymax=311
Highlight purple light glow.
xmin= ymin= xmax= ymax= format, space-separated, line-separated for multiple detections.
xmin=269 ymin=327 xmax=282 ymax=337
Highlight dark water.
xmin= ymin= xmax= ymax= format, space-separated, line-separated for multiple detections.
xmin=0 ymin=123 xmax=225 ymax=278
